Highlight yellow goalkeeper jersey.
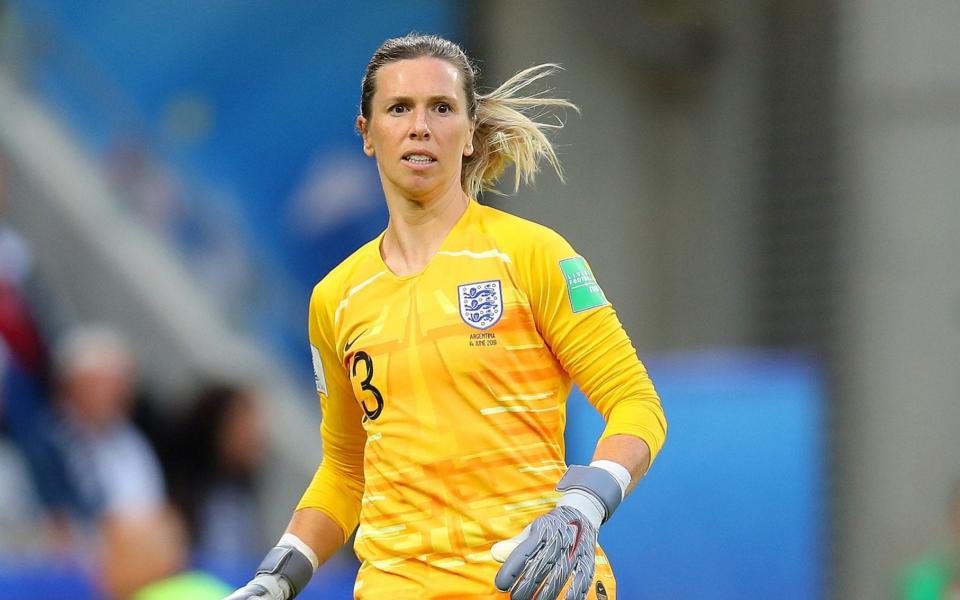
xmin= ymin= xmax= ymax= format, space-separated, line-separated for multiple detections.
xmin=298 ymin=199 xmax=665 ymax=599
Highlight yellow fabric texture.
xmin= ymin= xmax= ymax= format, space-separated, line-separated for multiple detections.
xmin=296 ymin=200 xmax=665 ymax=598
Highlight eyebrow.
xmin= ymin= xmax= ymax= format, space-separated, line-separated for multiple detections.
xmin=383 ymin=95 xmax=459 ymax=105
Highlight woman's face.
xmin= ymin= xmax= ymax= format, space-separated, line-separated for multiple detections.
xmin=358 ymin=57 xmax=475 ymax=201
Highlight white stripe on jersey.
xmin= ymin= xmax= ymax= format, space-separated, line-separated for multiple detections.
xmin=334 ymin=271 xmax=386 ymax=324
xmin=480 ymin=406 xmax=560 ymax=415
xmin=436 ymin=248 xmax=512 ymax=263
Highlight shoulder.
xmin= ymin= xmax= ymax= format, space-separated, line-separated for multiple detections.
xmin=310 ymin=237 xmax=383 ymax=310
xmin=473 ymin=202 xmax=573 ymax=257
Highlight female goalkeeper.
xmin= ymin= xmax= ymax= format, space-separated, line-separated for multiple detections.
xmin=226 ymin=33 xmax=666 ymax=600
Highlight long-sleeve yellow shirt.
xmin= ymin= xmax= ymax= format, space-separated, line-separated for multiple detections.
xmin=297 ymin=199 xmax=666 ymax=598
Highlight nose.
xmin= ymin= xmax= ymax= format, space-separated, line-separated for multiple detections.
xmin=409 ymin=108 xmax=430 ymax=140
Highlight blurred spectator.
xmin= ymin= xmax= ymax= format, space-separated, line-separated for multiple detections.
xmin=97 ymin=505 xmax=189 ymax=599
xmin=0 ymin=339 xmax=43 ymax=554
xmin=0 ymin=156 xmax=80 ymax=537
xmin=0 ymin=223 xmax=48 ymax=377
xmin=48 ymin=325 xmax=186 ymax=597
xmin=895 ymin=480 xmax=960 ymax=599
xmin=131 ymin=570 xmax=232 ymax=600
xmin=50 ymin=325 xmax=165 ymax=521
xmin=165 ymin=382 xmax=266 ymax=561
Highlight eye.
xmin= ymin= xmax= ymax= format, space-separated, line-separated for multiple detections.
xmin=436 ymin=102 xmax=451 ymax=114
xmin=389 ymin=104 xmax=408 ymax=115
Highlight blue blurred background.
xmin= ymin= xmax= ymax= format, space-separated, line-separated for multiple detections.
xmin=1 ymin=1 xmax=958 ymax=599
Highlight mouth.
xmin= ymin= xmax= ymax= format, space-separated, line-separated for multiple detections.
xmin=402 ymin=152 xmax=437 ymax=167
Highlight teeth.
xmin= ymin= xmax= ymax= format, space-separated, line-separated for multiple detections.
xmin=406 ymin=154 xmax=435 ymax=163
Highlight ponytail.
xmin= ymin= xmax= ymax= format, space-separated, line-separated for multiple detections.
xmin=463 ymin=64 xmax=578 ymax=199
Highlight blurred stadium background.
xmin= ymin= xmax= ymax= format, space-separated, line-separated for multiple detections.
xmin=0 ymin=1 xmax=958 ymax=598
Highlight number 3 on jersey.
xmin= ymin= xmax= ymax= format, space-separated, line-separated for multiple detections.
xmin=351 ymin=351 xmax=384 ymax=421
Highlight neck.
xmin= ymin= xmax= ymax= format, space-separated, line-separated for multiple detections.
xmin=381 ymin=183 xmax=470 ymax=277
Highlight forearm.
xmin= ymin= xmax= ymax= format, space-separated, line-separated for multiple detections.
xmin=286 ymin=507 xmax=347 ymax=567
xmin=592 ymin=433 xmax=651 ymax=496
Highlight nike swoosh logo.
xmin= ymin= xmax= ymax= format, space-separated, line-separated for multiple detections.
xmin=567 ymin=519 xmax=583 ymax=560
xmin=343 ymin=329 xmax=367 ymax=353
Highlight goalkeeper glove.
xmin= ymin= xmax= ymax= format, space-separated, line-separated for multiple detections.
xmin=491 ymin=461 xmax=630 ymax=600
xmin=223 ymin=534 xmax=317 ymax=600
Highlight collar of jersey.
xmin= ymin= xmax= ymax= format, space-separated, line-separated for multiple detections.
xmin=374 ymin=198 xmax=477 ymax=282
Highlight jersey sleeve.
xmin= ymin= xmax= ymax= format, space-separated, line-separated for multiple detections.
xmin=295 ymin=283 xmax=366 ymax=540
xmin=516 ymin=228 xmax=667 ymax=466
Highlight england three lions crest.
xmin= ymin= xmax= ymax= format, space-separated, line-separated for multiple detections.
xmin=458 ymin=280 xmax=503 ymax=330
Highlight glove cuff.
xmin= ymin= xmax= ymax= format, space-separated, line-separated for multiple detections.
xmin=556 ymin=489 xmax=605 ymax=530
xmin=256 ymin=542 xmax=315 ymax=598
xmin=279 ymin=533 xmax=319 ymax=570
xmin=589 ymin=460 xmax=631 ymax=496
xmin=556 ymin=464 xmax=625 ymax=524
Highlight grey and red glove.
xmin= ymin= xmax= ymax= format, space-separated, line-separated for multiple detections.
xmin=491 ymin=462 xmax=630 ymax=600
xmin=223 ymin=534 xmax=317 ymax=600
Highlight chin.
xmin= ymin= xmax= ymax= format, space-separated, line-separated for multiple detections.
xmin=399 ymin=178 xmax=441 ymax=199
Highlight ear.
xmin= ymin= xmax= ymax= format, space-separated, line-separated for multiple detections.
xmin=463 ymin=122 xmax=476 ymax=157
xmin=357 ymin=116 xmax=374 ymax=157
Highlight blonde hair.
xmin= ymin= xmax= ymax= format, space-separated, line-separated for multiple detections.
xmin=359 ymin=34 xmax=577 ymax=199
xmin=465 ymin=64 xmax=577 ymax=199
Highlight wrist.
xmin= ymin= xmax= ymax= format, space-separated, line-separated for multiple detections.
xmin=254 ymin=536 xmax=317 ymax=599
xmin=279 ymin=533 xmax=319 ymax=571
xmin=589 ymin=460 xmax=631 ymax=497
xmin=556 ymin=489 xmax=605 ymax=530
xmin=556 ymin=463 xmax=629 ymax=525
